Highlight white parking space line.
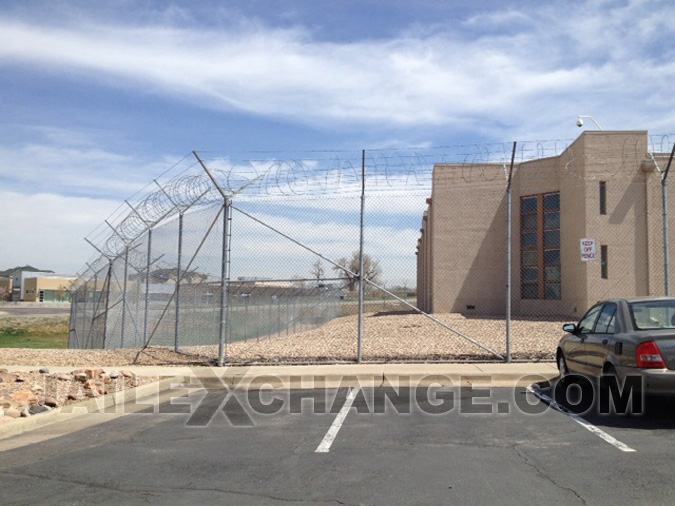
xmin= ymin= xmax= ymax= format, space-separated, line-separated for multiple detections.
xmin=315 ymin=387 xmax=361 ymax=453
xmin=527 ymin=386 xmax=636 ymax=453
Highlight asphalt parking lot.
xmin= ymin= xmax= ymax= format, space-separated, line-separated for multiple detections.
xmin=1 ymin=385 xmax=675 ymax=506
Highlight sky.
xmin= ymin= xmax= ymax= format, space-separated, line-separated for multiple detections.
xmin=1 ymin=0 xmax=675 ymax=283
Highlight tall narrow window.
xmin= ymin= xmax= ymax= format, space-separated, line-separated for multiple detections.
xmin=599 ymin=181 xmax=607 ymax=215
xmin=521 ymin=196 xmax=539 ymax=299
xmin=521 ymin=192 xmax=560 ymax=299
xmin=601 ymin=245 xmax=608 ymax=279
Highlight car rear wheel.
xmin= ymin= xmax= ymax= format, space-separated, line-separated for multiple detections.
xmin=557 ymin=351 xmax=570 ymax=385
xmin=600 ymin=364 xmax=616 ymax=392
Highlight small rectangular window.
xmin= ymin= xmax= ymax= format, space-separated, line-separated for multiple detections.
xmin=601 ymin=245 xmax=608 ymax=279
xmin=599 ymin=181 xmax=607 ymax=215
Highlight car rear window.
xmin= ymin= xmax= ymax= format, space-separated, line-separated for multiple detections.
xmin=629 ymin=300 xmax=675 ymax=330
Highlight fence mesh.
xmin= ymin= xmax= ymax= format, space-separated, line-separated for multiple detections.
xmin=69 ymin=133 xmax=675 ymax=363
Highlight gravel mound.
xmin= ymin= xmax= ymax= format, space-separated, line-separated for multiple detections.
xmin=0 ymin=313 xmax=565 ymax=365
xmin=190 ymin=312 xmax=565 ymax=363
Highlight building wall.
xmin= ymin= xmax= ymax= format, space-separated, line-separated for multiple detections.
xmin=581 ymin=132 xmax=650 ymax=307
xmin=10 ymin=270 xmax=64 ymax=301
xmin=0 ymin=278 xmax=12 ymax=300
xmin=417 ymin=130 xmax=666 ymax=317
xmin=644 ymin=151 xmax=675 ymax=297
xmin=23 ymin=277 xmax=75 ymax=302
xmin=428 ymin=162 xmax=507 ymax=315
xmin=425 ymin=201 xmax=432 ymax=312
xmin=511 ymin=150 xmax=569 ymax=317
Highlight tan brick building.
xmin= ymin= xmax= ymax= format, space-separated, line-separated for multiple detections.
xmin=22 ymin=277 xmax=74 ymax=302
xmin=417 ymin=130 xmax=674 ymax=319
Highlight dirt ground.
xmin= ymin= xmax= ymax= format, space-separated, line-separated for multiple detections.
xmin=0 ymin=312 xmax=563 ymax=366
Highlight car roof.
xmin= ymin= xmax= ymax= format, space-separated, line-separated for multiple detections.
xmin=598 ymin=296 xmax=675 ymax=304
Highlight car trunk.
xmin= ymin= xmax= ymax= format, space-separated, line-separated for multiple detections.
xmin=649 ymin=332 xmax=675 ymax=369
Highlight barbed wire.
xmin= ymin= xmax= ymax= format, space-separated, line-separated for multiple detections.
xmin=76 ymin=133 xmax=675 ymax=284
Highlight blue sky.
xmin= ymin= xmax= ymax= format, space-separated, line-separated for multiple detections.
xmin=1 ymin=0 xmax=675 ymax=279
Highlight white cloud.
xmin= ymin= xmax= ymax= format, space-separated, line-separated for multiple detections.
xmin=463 ymin=9 xmax=533 ymax=28
xmin=0 ymin=130 xmax=188 ymax=198
xmin=0 ymin=191 xmax=119 ymax=273
xmin=0 ymin=2 xmax=674 ymax=137
xmin=3 ymin=1 xmax=675 ymax=286
xmin=224 ymin=209 xmax=419 ymax=285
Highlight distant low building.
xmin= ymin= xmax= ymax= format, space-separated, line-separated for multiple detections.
xmin=0 ymin=266 xmax=75 ymax=302
xmin=22 ymin=276 xmax=75 ymax=303
xmin=3 ymin=266 xmax=54 ymax=301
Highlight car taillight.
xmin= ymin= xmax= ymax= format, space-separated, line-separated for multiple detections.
xmin=636 ymin=341 xmax=666 ymax=369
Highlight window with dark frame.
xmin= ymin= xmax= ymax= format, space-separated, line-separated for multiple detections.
xmin=601 ymin=245 xmax=608 ymax=279
xmin=599 ymin=181 xmax=607 ymax=215
xmin=521 ymin=192 xmax=561 ymax=300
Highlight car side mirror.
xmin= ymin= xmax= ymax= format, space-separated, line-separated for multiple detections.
xmin=562 ymin=323 xmax=578 ymax=334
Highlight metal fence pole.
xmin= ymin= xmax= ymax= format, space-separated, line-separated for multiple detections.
xmin=101 ymin=262 xmax=112 ymax=348
xmin=143 ymin=229 xmax=153 ymax=346
xmin=357 ymin=149 xmax=366 ymax=363
xmin=121 ymin=247 xmax=129 ymax=348
xmin=661 ymin=144 xmax=675 ymax=295
xmin=218 ymin=199 xmax=231 ymax=366
xmin=91 ymin=271 xmax=98 ymax=348
xmin=257 ymin=301 xmax=261 ymax=341
xmin=175 ymin=212 xmax=184 ymax=352
xmin=292 ymin=297 xmax=297 ymax=333
xmin=81 ymin=277 xmax=88 ymax=347
xmin=505 ymin=141 xmax=517 ymax=363
xmin=68 ymin=288 xmax=78 ymax=348
xmin=245 ymin=296 xmax=249 ymax=340
xmin=193 ymin=151 xmax=231 ymax=366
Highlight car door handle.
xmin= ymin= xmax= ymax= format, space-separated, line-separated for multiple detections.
xmin=602 ymin=339 xmax=608 ymax=345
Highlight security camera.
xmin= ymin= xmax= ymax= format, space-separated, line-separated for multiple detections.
xmin=576 ymin=118 xmax=584 ymax=128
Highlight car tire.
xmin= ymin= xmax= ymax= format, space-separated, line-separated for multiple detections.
xmin=599 ymin=364 xmax=617 ymax=403
xmin=557 ymin=351 xmax=570 ymax=385
xmin=601 ymin=364 xmax=617 ymax=388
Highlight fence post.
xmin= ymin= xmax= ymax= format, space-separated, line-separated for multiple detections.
xmin=661 ymin=144 xmax=675 ymax=295
xmin=218 ymin=200 xmax=231 ymax=366
xmin=121 ymin=247 xmax=129 ymax=348
xmin=101 ymin=262 xmax=112 ymax=348
xmin=143 ymin=229 xmax=153 ymax=346
xmin=175 ymin=212 xmax=184 ymax=352
xmin=357 ymin=149 xmax=366 ymax=363
xmin=505 ymin=141 xmax=517 ymax=363
xmin=193 ymin=151 xmax=231 ymax=366
xmin=90 ymin=269 xmax=99 ymax=348
xmin=81 ymin=275 xmax=89 ymax=348
xmin=68 ymin=287 xmax=78 ymax=348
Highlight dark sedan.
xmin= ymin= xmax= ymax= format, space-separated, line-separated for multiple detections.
xmin=558 ymin=297 xmax=675 ymax=394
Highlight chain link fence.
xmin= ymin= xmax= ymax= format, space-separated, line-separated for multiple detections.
xmin=69 ymin=132 xmax=675 ymax=364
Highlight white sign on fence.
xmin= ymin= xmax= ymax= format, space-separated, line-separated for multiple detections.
xmin=580 ymin=238 xmax=597 ymax=262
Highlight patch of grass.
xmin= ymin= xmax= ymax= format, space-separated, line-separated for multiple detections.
xmin=0 ymin=317 xmax=69 ymax=349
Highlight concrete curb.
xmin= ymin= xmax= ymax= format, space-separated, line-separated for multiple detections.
xmin=1 ymin=363 xmax=559 ymax=390
xmin=0 ymin=376 xmax=181 ymax=441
